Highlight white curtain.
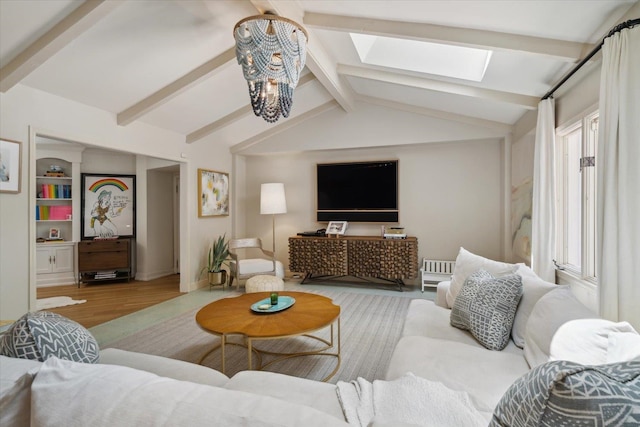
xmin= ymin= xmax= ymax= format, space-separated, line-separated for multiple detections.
xmin=531 ymin=98 xmax=556 ymax=282
xmin=597 ymin=25 xmax=640 ymax=329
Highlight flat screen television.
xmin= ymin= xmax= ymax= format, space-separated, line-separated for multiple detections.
xmin=316 ymin=160 xmax=398 ymax=223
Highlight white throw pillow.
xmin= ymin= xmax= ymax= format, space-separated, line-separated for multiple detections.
xmin=524 ymin=286 xmax=596 ymax=368
xmin=511 ymin=264 xmax=557 ymax=348
xmin=549 ymin=319 xmax=637 ymax=365
xmin=446 ymin=247 xmax=517 ymax=308
xmin=31 ymin=357 xmax=349 ymax=427
xmin=0 ymin=356 xmax=42 ymax=427
xmin=607 ymin=331 xmax=640 ymax=363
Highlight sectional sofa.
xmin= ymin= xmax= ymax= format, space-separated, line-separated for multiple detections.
xmin=2 ymin=249 xmax=639 ymax=426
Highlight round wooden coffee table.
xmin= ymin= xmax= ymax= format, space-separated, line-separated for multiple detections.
xmin=196 ymin=291 xmax=341 ymax=381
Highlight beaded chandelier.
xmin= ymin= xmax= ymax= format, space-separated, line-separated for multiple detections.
xmin=234 ymin=15 xmax=308 ymax=123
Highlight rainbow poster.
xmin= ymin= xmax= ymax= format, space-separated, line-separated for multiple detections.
xmin=88 ymin=178 xmax=129 ymax=193
xmin=82 ymin=174 xmax=136 ymax=238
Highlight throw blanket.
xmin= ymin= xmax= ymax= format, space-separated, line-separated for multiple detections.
xmin=336 ymin=373 xmax=486 ymax=427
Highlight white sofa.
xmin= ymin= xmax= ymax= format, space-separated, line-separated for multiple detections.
xmin=3 ymin=251 xmax=637 ymax=426
xmin=1 ymin=348 xmax=349 ymax=427
xmin=385 ymin=281 xmax=587 ymax=421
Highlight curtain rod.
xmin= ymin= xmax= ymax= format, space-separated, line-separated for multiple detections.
xmin=541 ymin=18 xmax=640 ymax=100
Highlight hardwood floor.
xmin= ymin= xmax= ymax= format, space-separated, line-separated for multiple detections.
xmin=36 ymin=275 xmax=184 ymax=329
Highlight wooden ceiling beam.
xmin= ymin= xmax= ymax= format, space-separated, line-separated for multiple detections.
xmin=117 ymin=47 xmax=236 ymax=126
xmin=0 ymin=0 xmax=122 ymax=93
xmin=230 ymin=100 xmax=339 ymax=154
xmin=186 ymin=73 xmax=316 ymax=144
xmin=358 ymin=95 xmax=514 ymax=133
xmin=304 ymin=12 xmax=586 ymax=61
xmin=338 ymin=64 xmax=539 ymax=110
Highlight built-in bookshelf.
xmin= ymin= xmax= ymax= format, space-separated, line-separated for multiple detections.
xmin=35 ymin=144 xmax=85 ymax=287
xmin=36 ymin=159 xmax=74 ymax=241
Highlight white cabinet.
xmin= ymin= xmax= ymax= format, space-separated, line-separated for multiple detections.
xmin=36 ymin=242 xmax=75 ymax=287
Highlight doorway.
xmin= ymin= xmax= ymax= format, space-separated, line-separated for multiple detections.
xmin=29 ymin=129 xmax=189 ymax=311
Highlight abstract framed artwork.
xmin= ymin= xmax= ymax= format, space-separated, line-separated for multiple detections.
xmin=81 ymin=173 xmax=136 ymax=239
xmin=0 ymin=138 xmax=22 ymax=194
xmin=198 ymin=168 xmax=229 ymax=217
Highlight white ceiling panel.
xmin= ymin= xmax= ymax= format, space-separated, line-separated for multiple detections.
xmin=2 ymin=0 xmax=636 ymax=148
xmin=139 ymin=60 xmax=247 ymax=134
xmin=22 ymin=1 xmax=251 ymax=112
xmin=0 ymin=0 xmax=78 ymax=64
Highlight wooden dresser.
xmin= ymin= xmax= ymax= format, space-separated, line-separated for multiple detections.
xmin=289 ymin=235 xmax=418 ymax=290
xmin=77 ymin=238 xmax=131 ymax=285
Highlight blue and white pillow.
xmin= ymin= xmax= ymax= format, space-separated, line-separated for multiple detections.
xmin=0 ymin=311 xmax=99 ymax=363
xmin=491 ymin=360 xmax=640 ymax=427
xmin=450 ymin=269 xmax=523 ymax=351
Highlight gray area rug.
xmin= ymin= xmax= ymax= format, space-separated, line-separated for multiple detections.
xmin=104 ymin=290 xmax=410 ymax=384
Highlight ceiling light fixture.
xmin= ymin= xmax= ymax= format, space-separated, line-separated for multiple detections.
xmin=234 ymin=14 xmax=308 ymax=123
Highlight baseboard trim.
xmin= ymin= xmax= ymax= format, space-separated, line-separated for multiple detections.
xmin=135 ymin=270 xmax=175 ymax=282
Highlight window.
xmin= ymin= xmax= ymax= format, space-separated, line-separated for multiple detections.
xmin=555 ymin=110 xmax=598 ymax=281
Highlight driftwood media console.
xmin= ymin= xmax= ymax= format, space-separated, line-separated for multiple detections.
xmin=288 ymin=235 xmax=418 ymax=290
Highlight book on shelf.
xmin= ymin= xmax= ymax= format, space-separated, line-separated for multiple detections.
xmin=39 ymin=184 xmax=71 ymax=199
xmin=36 ymin=205 xmax=72 ymax=220
xmin=383 ymin=233 xmax=407 ymax=239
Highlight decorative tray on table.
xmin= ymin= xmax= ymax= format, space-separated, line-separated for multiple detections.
xmin=250 ymin=296 xmax=296 ymax=313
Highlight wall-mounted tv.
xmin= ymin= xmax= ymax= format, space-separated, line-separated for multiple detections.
xmin=316 ymin=160 xmax=398 ymax=223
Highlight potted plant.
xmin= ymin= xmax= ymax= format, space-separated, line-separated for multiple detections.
xmin=201 ymin=234 xmax=229 ymax=287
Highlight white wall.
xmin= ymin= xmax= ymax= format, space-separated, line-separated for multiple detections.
xmin=510 ymin=131 xmax=534 ymax=264
xmin=241 ymin=138 xmax=506 ymax=282
xmin=141 ymin=169 xmax=175 ymax=280
xmin=238 ymin=101 xmax=506 ymax=155
xmin=556 ymin=66 xmax=601 ymax=126
xmin=81 ymin=149 xmax=136 ymax=175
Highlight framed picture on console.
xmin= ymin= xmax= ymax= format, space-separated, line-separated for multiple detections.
xmin=0 ymin=138 xmax=21 ymax=194
xmin=81 ymin=173 xmax=136 ymax=239
xmin=326 ymin=221 xmax=348 ymax=235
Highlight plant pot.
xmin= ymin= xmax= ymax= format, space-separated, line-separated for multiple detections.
xmin=208 ymin=270 xmax=227 ymax=287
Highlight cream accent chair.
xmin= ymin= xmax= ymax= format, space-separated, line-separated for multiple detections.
xmin=228 ymin=237 xmax=284 ymax=290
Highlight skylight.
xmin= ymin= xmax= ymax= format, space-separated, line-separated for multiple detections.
xmin=350 ymin=33 xmax=492 ymax=82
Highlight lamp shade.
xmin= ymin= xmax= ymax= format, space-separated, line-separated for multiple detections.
xmin=260 ymin=183 xmax=287 ymax=215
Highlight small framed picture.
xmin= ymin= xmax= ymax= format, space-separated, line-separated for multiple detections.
xmin=49 ymin=228 xmax=61 ymax=240
xmin=0 ymin=138 xmax=22 ymax=194
xmin=326 ymin=221 xmax=348 ymax=235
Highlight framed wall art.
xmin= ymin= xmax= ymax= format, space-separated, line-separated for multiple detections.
xmin=81 ymin=173 xmax=136 ymax=239
xmin=198 ymin=168 xmax=229 ymax=217
xmin=0 ymin=138 xmax=22 ymax=194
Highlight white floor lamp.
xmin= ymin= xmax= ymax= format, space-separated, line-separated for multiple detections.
xmin=260 ymin=183 xmax=287 ymax=254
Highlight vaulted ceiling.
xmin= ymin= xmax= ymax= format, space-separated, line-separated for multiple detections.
xmin=1 ymin=1 xmax=636 ymax=152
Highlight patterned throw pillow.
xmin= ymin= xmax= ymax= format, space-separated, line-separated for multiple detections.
xmin=450 ymin=269 xmax=523 ymax=351
xmin=0 ymin=311 xmax=99 ymax=363
xmin=490 ymin=360 xmax=640 ymax=427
